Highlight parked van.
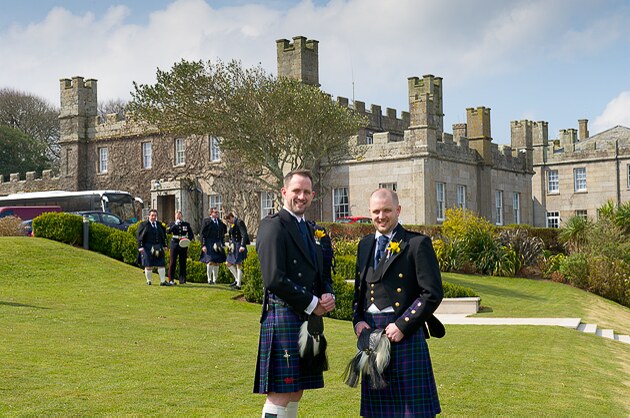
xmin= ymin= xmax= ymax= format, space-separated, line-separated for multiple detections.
xmin=0 ymin=206 xmax=62 ymax=220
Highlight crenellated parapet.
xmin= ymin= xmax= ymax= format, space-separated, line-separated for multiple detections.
xmin=276 ymin=36 xmax=319 ymax=87
xmin=0 ymin=169 xmax=65 ymax=195
xmin=336 ymin=96 xmax=410 ymax=141
xmin=91 ymin=112 xmax=160 ymax=140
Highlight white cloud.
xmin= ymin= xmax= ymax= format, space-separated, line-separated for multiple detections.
xmin=591 ymin=91 xmax=630 ymax=134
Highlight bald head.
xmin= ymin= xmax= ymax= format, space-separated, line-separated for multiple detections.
xmin=369 ymin=188 xmax=401 ymax=234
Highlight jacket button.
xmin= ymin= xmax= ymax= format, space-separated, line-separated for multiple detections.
xmin=395 ymin=302 xmax=400 ymax=307
xmin=370 ymin=290 xmax=374 ymax=294
xmin=411 ymin=310 xmax=416 ymax=314
xmin=298 ymin=273 xmax=302 ymax=278
xmin=404 ymin=317 xmax=409 ymax=322
xmin=370 ymin=283 xmax=375 ymax=288
xmin=399 ymin=273 xmax=403 ymax=278
xmin=397 ymin=288 xmax=402 ymax=293
xmin=293 ymin=259 xmax=297 ymax=264
xmin=370 ymin=297 xmax=374 ymax=302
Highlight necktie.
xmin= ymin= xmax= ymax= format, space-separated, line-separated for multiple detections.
xmin=298 ymin=219 xmax=316 ymax=263
xmin=374 ymin=235 xmax=389 ymax=268
xmin=151 ymin=222 xmax=156 ymax=228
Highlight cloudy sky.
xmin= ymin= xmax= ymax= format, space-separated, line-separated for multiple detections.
xmin=1 ymin=0 xmax=629 ymax=144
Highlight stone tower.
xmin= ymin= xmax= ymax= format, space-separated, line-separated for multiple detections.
xmin=276 ymin=36 xmax=319 ymax=86
xmin=466 ymin=106 xmax=492 ymax=166
xmin=407 ymin=74 xmax=444 ymax=138
xmin=58 ymin=76 xmax=97 ymax=190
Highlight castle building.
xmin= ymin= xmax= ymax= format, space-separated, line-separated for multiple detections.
xmin=1 ymin=35 xmax=627 ymax=232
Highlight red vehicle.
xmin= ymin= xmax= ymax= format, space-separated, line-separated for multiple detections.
xmin=335 ymin=216 xmax=371 ymax=224
xmin=0 ymin=205 xmax=62 ymax=221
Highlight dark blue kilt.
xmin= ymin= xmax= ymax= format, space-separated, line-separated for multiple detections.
xmin=360 ymin=312 xmax=441 ymax=417
xmin=253 ymin=303 xmax=324 ymax=394
xmin=140 ymin=246 xmax=166 ymax=267
xmin=199 ymin=237 xmax=226 ymax=263
xmin=226 ymin=242 xmax=248 ymax=265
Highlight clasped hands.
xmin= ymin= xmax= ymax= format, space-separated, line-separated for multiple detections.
xmin=313 ymin=293 xmax=335 ymax=316
xmin=355 ymin=320 xmax=404 ymax=343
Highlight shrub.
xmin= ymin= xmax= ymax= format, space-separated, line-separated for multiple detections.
xmin=333 ymin=238 xmax=360 ymax=257
xmin=243 ymin=248 xmax=263 ymax=303
xmin=32 ymin=212 xmax=82 ymax=245
xmin=334 ymin=255 xmax=356 ymax=281
xmin=540 ymin=252 xmax=566 ymax=279
xmin=498 ymin=228 xmax=544 ymax=269
xmin=106 ymin=230 xmax=138 ymax=264
xmin=443 ymin=281 xmax=478 ymax=298
xmin=0 ymin=216 xmax=25 ymax=236
xmin=559 ymin=253 xmax=589 ymax=289
xmin=88 ymin=221 xmax=118 ymax=255
xmin=329 ymin=275 xmax=354 ymax=321
xmin=587 ymin=255 xmax=630 ymax=307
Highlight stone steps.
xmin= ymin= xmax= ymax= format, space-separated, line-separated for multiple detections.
xmin=577 ymin=323 xmax=629 ymax=345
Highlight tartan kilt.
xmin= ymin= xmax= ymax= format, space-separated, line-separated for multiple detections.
xmin=139 ymin=246 xmax=166 ymax=267
xmin=199 ymin=238 xmax=226 ymax=263
xmin=360 ymin=312 xmax=441 ymax=417
xmin=253 ymin=303 xmax=324 ymax=394
xmin=226 ymin=242 xmax=248 ymax=264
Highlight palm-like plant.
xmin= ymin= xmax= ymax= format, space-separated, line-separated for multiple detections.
xmin=559 ymin=215 xmax=591 ymax=254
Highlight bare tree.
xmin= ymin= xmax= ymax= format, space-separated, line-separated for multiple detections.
xmin=0 ymin=88 xmax=60 ymax=164
xmin=98 ymin=98 xmax=128 ymax=122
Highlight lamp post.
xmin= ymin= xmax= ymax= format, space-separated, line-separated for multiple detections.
xmin=82 ymin=214 xmax=89 ymax=250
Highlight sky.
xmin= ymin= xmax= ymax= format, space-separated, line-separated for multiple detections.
xmin=1 ymin=0 xmax=629 ymax=144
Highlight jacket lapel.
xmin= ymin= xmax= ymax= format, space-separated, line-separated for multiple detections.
xmin=379 ymin=224 xmax=407 ymax=277
xmin=279 ymin=209 xmax=314 ymax=266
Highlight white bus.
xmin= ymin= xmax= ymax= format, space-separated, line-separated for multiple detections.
xmin=0 ymin=190 xmax=143 ymax=223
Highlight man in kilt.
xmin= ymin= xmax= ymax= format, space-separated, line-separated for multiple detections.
xmin=137 ymin=208 xmax=169 ymax=286
xmin=167 ymin=210 xmax=194 ymax=285
xmin=200 ymin=207 xmax=227 ymax=284
xmin=224 ymin=212 xmax=250 ymax=290
xmin=352 ymin=188 xmax=444 ymax=417
xmin=254 ymin=169 xmax=336 ymax=418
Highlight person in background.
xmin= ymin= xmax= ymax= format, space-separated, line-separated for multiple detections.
xmin=167 ymin=210 xmax=194 ymax=285
xmin=137 ymin=208 xmax=169 ymax=286
xmin=254 ymin=169 xmax=335 ymax=418
xmin=352 ymin=188 xmax=444 ymax=416
xmin=224 ymin=212 xmax=250 ymax=290
xmin=200 ymin=207 xmax=227 ymax=284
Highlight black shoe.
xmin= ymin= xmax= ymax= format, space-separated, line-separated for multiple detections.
xmin=229 ymin=281 xmax=237 ymax=287
xmin=234 ymin=285 xmax=241 ymax=290
xmin=179 ymin=278 xmax=186 ymax=284
xmin=160 ymin=281 xmax=172 ymax=286
xmin=147 ymin=281 xmax=152 ymax=286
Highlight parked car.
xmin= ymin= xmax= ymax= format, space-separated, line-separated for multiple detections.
xmin=335 ymin=216 xmax=372 ymax=224
xmin=0 ymin=205 xmax=62 ymax=220
xmin=21 ymin=219 xmax=34 ymax=237
xmin=73 ymin=211 xmax=131 ymax=231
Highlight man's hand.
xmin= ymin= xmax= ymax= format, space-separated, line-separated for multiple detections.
xmin=354 ymin=321 xmax=371 ymax=337
xmin=202 ymin=246 xmax=207 ymax=253
xmin=239 ymin=246 xmax=245 ymax=253
xmin=385 ymin=323 xmax=404 ymax=342
xmin=139 ymin=248 xmax=144 ymax=252
xmin=320 ymin=293 xmax=335 ymax=312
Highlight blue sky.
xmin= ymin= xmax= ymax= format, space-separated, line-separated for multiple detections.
xmin=1 ymin=0 xmax=629 ymax=144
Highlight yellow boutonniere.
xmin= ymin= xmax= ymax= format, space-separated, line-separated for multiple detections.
xmin=314 ymin=229 xmax=326 ymax=245
xmin=386 ymin=241 xmax=401 ymax=254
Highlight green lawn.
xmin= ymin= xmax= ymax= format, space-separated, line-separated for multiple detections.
xmin=1 ymin=237 xmax=629 ymax=416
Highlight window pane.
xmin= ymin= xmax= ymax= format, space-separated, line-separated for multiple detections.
xmin=332 ymin=188 xmax=349 ymax=220
xmin=436 ymin=183 xmax=445 ymax=221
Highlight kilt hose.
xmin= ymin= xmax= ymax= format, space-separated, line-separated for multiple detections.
xmin=361 ymin=312 xmax=441 ymax=417
xmin=254 ymin=302 xmax=324 ymax=394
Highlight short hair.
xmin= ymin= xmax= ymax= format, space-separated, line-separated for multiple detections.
xmin=209 ymin=207 xmax=218 ymax=214
xmin=283 ymin=169 xmax=313 ymax=187
xmin=149 ymin=208 xmax=158 ymax=215
xmin=224 ymin=212 xmax=235 ymax=220
xmin=175 ymin=210 xmax=182 ymax=216
xmin=370 ymin=188 xmax=399 ymax=206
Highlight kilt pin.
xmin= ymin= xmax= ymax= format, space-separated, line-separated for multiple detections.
xmin=353 ymin=224 xmax=444 ymax=417
xmin=254 ymin=208 xmax=333 ymax=394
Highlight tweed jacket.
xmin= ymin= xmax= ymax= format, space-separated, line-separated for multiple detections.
xmin=352 ymin=224 xmax=444 ymax=337
xmin=256 ymin=208 xmax=333 ymax=317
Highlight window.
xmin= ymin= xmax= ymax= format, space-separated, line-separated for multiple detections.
xmin=365 ymin=130 xmax=373 ymax=145
xmin=546 ymin=211 xmax=560 ymax=228
xmin=260 ymin=192 xmax=276 ymax=218
xmin=142 ymin=142 xmax=152 ymax=169
xmin=574 ymin=167 xmax=587 ymax=192
xmin=436 ymin=183 xmax=445 ymax=221
xmin=547 ymin=170 xmax=559 ymax=193
xmin=210 ymin=136 xmax=220 ymax=162
xmin=575 ymin=209 xmax=587 ymax=219
xmin=98 ymin=147 xmax=108 ymax=173
xmin=627 ymin=164 xmax=630 ymax=188
xmin=495 ymin=190 xmax=503 ymax=225
xmin=379 ymin=182 xmax=397 ymax=192
xmin=332 ymin=188 xmax=349 ymax=220
xmin=175 ymin=138 xmax=185 ymax=166
xmin=209 ymin=194 xmax=222 ymax=217
xmin=513 ymin=192 xmax=520 ymax=224
xmin=457 ymin=185 xmax=466 ymax=209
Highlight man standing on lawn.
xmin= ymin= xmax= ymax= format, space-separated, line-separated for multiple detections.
xmin=137 ymin=208 xmax=169 ymax=286
xmin=352 ymin=188 xmax=444 ymax=416
xmin=254 ymin=169 xmax=335 ymax=418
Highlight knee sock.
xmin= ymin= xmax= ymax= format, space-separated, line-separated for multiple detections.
xmin=286 ymin=401 xmax=298 ymax=418
xmin=228 ymin=265 xmax=238 ymax=281
xmin=158 ymin=267 xmax=166 ymax=283
xmin=206 ymin=263 xmax=212 ymax=283
xmin=144 ymin=269 xmax=152 ymax=283
xmin=262 ymin=403 xmax=286 ymax=418
xmin=212 ymin=265 xmax=219 ymax=283
xmin=236 ymin=266 xmax=243 ymax=287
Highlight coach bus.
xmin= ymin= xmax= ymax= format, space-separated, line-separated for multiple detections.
xmin=0 ymin=190 xmax=143 ymax=224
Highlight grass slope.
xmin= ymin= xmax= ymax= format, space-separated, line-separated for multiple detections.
xmin=1 ymin=237 xmax=629 ymax=416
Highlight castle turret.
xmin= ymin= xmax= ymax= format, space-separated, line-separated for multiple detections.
xmin=578 ymin=119 xmax=589 ymax=140
xmin=407 ymin=74 xmax=443 ymax=137
xmin=466 ymin=106 xmax=492 ymax=165
xmin=58 ymin=76 xmax=97 ymax=190
xmin=510 ymin=119 xmax=544 ymax=169
xmin=276 ymin=36 xmax=319 ymax=86
xmin=559 ymin=128 xmax=577 ymax=152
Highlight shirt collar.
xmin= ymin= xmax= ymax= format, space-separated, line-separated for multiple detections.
xmin=283 ymin=207 xmax=305 ymax=223
xmin=375 ymin=224 xmax=398 ymax=241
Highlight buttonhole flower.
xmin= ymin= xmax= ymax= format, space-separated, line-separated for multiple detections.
xmin=314 ymin=229 xmax=326 ymax=245
xmin=386 ymin=241 xmax=401 ymax=258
